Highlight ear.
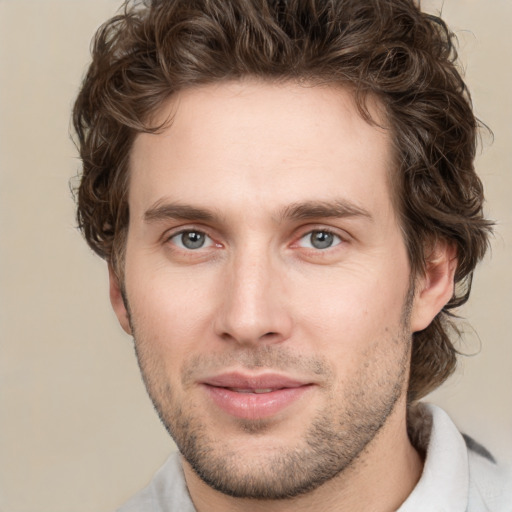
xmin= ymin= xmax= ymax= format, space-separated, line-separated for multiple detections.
xmin=108 ymin=264 xmax=132 ymax=335
xmin=410 ymin=241 xmax=457 ymax=333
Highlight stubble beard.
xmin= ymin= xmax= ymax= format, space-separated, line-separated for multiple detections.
xmin=131 ymin=323 xmax=411 ymax=501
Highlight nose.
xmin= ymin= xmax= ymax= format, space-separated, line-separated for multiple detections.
xmin=214 ymin=245 xmax=293 ymax=346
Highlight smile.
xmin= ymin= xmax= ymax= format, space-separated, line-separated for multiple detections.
xmin=229 ymin=388 xmax=275 ymax=394
xmin=201 ymin=373 xmax=313 ymax=420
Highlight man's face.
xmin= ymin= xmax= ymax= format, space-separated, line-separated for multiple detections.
xmin=114 ymin=81 xmax=419 ymax=498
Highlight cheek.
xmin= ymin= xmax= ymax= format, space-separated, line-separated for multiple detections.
xmin=125 ymin=265 xmax=218 ymax=357
xmin=290 ymin=267 xmax=409 ymax=362
xmin=295 ymin=271 xmax=406 ymax=327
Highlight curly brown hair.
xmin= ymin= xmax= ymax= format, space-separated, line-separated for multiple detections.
xmin=73 ymin=0 xmax=492 ymax=402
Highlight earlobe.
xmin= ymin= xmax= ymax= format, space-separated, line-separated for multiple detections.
xmin=410 ymin=242 xmax=457 ymax=333
xmin=108 ymin=265 xmax=132 ymax=335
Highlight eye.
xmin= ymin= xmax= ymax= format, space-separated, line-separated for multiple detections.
xmin=298 ymin=230 xmax=342 ymax=250
xmin=169 ymin=230 xmax=214 ymax=250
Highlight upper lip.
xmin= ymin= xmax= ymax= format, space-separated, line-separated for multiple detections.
xmin=202 ymin=372 xmax=309 ymax=390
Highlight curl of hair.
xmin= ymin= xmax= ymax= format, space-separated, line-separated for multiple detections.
xmin=73 ymin=0 xmax=492 ymax=402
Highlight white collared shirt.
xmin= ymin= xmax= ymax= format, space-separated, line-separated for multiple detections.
xmin=399 ymin=404 xmax=511 ymax=511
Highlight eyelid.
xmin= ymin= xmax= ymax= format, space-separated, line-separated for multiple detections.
xmin=162 ymin=223 xmax=210 ymax=241
xmin=171 ymin=230 xmax=213 ymax=249
xmin=163 ymin=225 xmax=222 ymax=250
xmin=291 ymin=224 xmax=349 ymax=244
xmin=161 ymin=223 xmax=349 ymax=252
xmin=165 ymin=227 xmax=206 ymax=240
xmin=296 ymin=229 xmax=343 ymax=249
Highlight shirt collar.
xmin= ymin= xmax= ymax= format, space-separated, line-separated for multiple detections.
xmin=398 ymin=403 xmax=469 ymax=512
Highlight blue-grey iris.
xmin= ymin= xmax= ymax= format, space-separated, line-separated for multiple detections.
xmin=182 ymin=231 xmax=205 ymax=249
xmin=310 ymin=231 xmax=334 ymax=249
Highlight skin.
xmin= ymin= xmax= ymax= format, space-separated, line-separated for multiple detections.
xmin=110 ymin=80 xmax=456 ymax=511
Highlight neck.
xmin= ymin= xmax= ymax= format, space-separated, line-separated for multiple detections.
xmin=183 ymin=397 xmax=423 ymax=512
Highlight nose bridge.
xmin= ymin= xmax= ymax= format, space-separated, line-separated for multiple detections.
xmin=216 ymin=239 xmax=291 ymax=345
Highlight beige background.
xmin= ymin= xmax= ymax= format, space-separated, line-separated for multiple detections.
xmin=0 ymin=0 xmax=511 ymax=510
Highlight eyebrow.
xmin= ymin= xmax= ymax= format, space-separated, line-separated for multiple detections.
xmin=143 ymin=199 xmax=372 ymax=224
xmin=144 ymin=202 xmax=218 ymax=223
xmin=278 ymin=200 xmax=373 ymax=222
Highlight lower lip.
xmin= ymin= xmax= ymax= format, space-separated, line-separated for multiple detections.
xmin=203 ymin=385 xmax=312 ymax=420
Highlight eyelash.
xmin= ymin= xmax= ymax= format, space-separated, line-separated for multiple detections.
xmin=296 ymin=228 xmax=344 ymax=250
xmin=164 ymin=226 xmax=346 ymax=253
xmin=165 ymin=229 xmax=219 ymax=251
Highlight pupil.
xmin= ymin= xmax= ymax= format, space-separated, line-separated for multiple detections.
xmin=311 ymin=231 xmax=333 ymax=249
xmin=182 ymin=231 xmax=205 ymax=249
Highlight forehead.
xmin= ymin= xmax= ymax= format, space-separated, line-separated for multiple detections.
xmin=129 ymin=80 xmax=394 ymax=220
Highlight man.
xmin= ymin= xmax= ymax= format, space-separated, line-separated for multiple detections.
xmin=73 ymin=0 xmax=510 ymax=510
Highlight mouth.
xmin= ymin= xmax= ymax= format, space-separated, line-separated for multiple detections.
xmin=227 ymin=388 xmax=276 ymax=394
xmin=201 ymin=372 xmax=313 ymax=420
